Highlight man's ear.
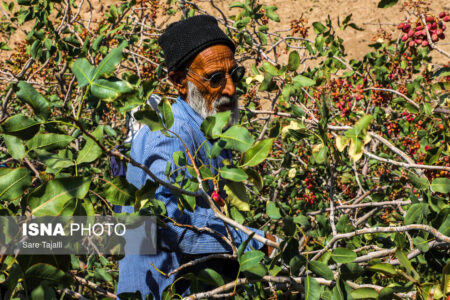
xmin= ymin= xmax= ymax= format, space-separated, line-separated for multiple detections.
xmin=169 ymin=70 xmax=188 ymax=96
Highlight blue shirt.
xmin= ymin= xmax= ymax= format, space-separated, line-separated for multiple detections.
xmin=116 ymin=96 xmax=264 ymax=299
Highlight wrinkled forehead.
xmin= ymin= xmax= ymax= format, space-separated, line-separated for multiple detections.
xmin=190 ymin=44 xmax=236 ymax=72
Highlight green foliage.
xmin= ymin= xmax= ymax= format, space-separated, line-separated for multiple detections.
xmin=0 ymin=0 xmax=449 ymax=298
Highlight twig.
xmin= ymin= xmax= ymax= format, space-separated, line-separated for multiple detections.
xmin=354 ymin=208 xmax=379 ymax=227
xmin=387 ymin=241 xmax=448 ymax=265
xmin=27 ymin=59 xmax=50 ymax=83
xmin=1 ymin=58 xmax=34 ymax=119
xmin=364 ymin=150 xmax=450 ymax=171
xmin=182 ymin=276 xmax=333 ymax=300
xmin=88 ymin=189 xmax=113 ymax=213
xmin=420 ymin=14 xmax=450 ymax=59
xmin=311 ymin=224 xmax=450 ymax=261
xmin=59 ymin=288 xmax=89 ymax=300
xmin=23 ymin=157 xmax=40 ymax=179
xmin=165 ymin=216 xmax=233 ymax=250
xmin=166 ymin=253 xmax=236 ymax=278
xmin=73 ymin=275 xmax=116 ymax=299
xmin=307 ymin=200 xmax=411 ymax=216
xmin=363 ymin=87 xmax=419 ymax=110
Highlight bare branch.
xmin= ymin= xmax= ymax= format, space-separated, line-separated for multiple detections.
xmin=73 ymin=275 xmax=117 ymax=299
xmin=182 ymin=276 xmax=333 ymax=300
xmin=166 ymin=254 xmax=236 ymax=278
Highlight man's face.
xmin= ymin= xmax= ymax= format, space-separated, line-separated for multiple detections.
xmin=184 ymin=44 xmax=240 ymax=124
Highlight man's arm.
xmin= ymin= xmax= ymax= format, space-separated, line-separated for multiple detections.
xmin=126 ymin=125 xmax=264 ymax=254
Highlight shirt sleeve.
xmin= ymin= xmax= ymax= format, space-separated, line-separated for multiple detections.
xmin=126 ymin=125 xmax=264 ymax=254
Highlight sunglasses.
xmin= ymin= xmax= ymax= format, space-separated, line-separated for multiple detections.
xmin=186 ymin=66 xmax=245 ymax=88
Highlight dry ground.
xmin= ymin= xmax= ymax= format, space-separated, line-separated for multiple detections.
xmin=1 ymin=0 xmax=449 ymax=66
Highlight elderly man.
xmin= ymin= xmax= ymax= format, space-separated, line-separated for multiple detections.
xmin=116 ymin=15 xmax=273 ymax=299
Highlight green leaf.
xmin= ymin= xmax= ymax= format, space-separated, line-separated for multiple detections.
xmin=134 ymin=109 xmax=164 ymax=132
xmin=28 ymin=177 xmax=91 ymax=216
xmin=230 ymin=206 xmax=245 ymax=224
xmin=0 ymin=114 xmax=40 ymax=140
xmin=408 ymin=172 xmax=430 ymax=190
xmin=91 ymin=79 xmax=134 ymax=102
xmin=27 ymin=134 xmax=74 ymax=152
xmin=76 ymin=126 xmax=104 ymax=164
xmin=309 ymin=261 xmax=334 ymax=280
xmin=104 ymin=177 xmax=137 ymax=206
xmin=242 ymin=263 xmax=267 ymax=279
xmin=312 ymin=145 xmax=328 ymax=164
xmin=35 ymin=150 xmax=74 ymax=170
xmin=197 ymin=268 xmax=225 ymax=287
xmin=172 ymin=151 xmax=187 ymax=167
xmin=367 ymin=263 xmax=397 ymax=276
xmin=305 ymin=276 xmax=320 ymax=300
xmin=25 ymin=263 xmax=69 ymax=288
xmin=245 ymin=168 xmax=263 ymax=191
xmin=405 ymin=203 xmax=429 ymax=225
xmin=229 ymin=2 xmax=246 ymax=9
xmin=266 ymin=201 xmax=281 ymax=219
xmin=350 ymin=288 xmax=378 ymax=299
xmin=16 ymin=81 xmax=50 ymax=120
xmin=31 ymin=285 xmax=56 ymax=300
xmin=292 ymin=105 xmax=305 ymax=118
xmin=259 ymin=73 xmax=275 ymax=91
xmin=180 ymin=179 xmax=198 ymax=212
xmin=219 ymin=167 xmax=248 ymax=182
xmin=433 ymin=67 xmax=450 ymax=78
xmin=293 ymin=75 xmax=316 ymax=88
xmin=377 ymin=0 xmax=398 ymax=8
xmin=412 ymin=236 xmax=430 ymax=252
xmin=241 ymin=138 xmax=273 ymax=167
xmin=225 ymin=182 xmax=250 ymax=211
xmin=405 ymin=102 xmax=419 ymax=114
xmin=71 ymin=58 xmax=95 ymax=87
xmin=312 ymin=22 xmax=327 ymax=34
xmin=395 ymin=249 xmax=419 ymax=279
xmin=0 ymin=42 xmax=11 ymax=50
xmin=94 ymin=268 xmax=113 ymax=283
xmin=263 ymin=61 xmax=280 ymax=76
xmin=354 ymin=115 xmax=373 ymax=132
xmin=2 ymin=134 xmax=25 ymax=160
xmin=0 ymin=168 xmax=31 ymax=201
xmin=219 ymin=126 xmax=254 ymax=152
xmin=30 ymin=40 xmax=40 ymax=59
xmin=288 ymin=50 xmax=300 ymax=71
xmin=135 ymin=180 xmax=159 ymax=210
xmin=200 ymin=111 xmax=230 ymax=139
xmin=331 ymin=248 xmax=357 ymax=263
xmin=93 ymin=41 xmax=127 ymax=79
xmin=158 ymin=98 xmax=174 ymax=129
xmin=423 ymin=103 xmax=433 ymax=115
xmin=237 ymin=231 xmax=256 ymax=258
xmin=92 ymin=35 xmax=104 ymax=51
xmin=431 ymin=178 xmax=450 ymax=194
xmin=264 ymin=6 xmax=280 ymax=22
xmin=239 ymin=250 xmax=265 ymax=271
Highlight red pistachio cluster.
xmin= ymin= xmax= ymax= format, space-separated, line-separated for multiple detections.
xmin=398 ymin=12 xmax=448 ymax=48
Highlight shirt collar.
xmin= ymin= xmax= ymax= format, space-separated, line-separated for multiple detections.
xmin=173 ymin=96 xmax=204 ymax=129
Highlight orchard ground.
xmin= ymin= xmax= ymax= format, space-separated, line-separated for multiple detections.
xmin=2 ymin=0 xmax=450 ymax=64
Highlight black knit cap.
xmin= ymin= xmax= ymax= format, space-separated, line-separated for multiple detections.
xmin=158 ymin=15 xmax=236 ymax=72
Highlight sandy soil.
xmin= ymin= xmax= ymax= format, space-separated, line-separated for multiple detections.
xmin=1 ymin=0 xmax=449 ymax=64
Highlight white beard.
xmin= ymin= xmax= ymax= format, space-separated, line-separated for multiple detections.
xmin=187 ymin=81 xmax=240 ymax=126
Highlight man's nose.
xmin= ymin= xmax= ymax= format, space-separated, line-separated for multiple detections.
xmin=221 ymin=74 xmax=236 ymax=97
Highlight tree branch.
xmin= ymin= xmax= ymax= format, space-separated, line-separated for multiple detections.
xmin=182 ymin=276 xmax=333 ymax=300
